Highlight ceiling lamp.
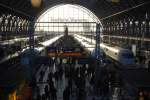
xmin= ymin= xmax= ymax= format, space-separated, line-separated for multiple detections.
xmin=31 ymin=0 xmax=42 ymax=8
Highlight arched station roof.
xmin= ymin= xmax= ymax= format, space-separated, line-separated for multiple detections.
xmin=0 ymin=0 xmax=150 ymax=20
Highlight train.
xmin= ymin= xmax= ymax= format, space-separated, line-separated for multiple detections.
xmin=0 ymin=35 xmax=63 ymax=59
xmin=21 ymin=35 xmax=63 ymax=56
xmin=100 ymin=43 xmax=135 ymax=66
xmin=0 ymin=37 xmax=28 ymax=59
xmin=74 ymin=34 xmax=136 ymax=66
xmin=0 ymin=36 xmax=42 ymax=58
xmin=73 ymin=34 xmax=107 ymax=64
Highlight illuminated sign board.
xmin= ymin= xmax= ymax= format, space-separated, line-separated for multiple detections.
xmin=48 ymin=52 xmax=82 ymax=57
xmin=47 ymin=47 xmax=82 ymax=57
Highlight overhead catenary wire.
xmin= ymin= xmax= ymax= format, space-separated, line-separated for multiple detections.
xmin=100 ymin=1 xmax=150 ymax=20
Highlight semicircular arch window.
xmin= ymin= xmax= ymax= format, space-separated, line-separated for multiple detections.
xmin=35 ymin=4 xmax=102 ymax=35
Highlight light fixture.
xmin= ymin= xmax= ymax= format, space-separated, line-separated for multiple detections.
xmin=31 ymin=0 xmax=42 ymax=8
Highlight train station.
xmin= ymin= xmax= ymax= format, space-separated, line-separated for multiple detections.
xmin=0 ymin=0 xmax=150 ymax=100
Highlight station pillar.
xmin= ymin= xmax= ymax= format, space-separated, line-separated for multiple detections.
xmin=29 ymin=21 xmax=35 ymax=50
xmin=94 ymin=23 xmax=103 ymax=94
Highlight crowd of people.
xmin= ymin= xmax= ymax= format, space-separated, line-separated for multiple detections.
xmin=32 ymin=57 xmax=116 ymax=100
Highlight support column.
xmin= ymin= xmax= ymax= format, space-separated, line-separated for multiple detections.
xmin=29 ymin=20 xmax=34 ymax=50
xmin=94 ymin=23 xmax=102 ymax=95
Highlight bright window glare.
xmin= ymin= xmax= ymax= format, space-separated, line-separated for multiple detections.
xmin=35 ymin=4 xmax=100 ymax=34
